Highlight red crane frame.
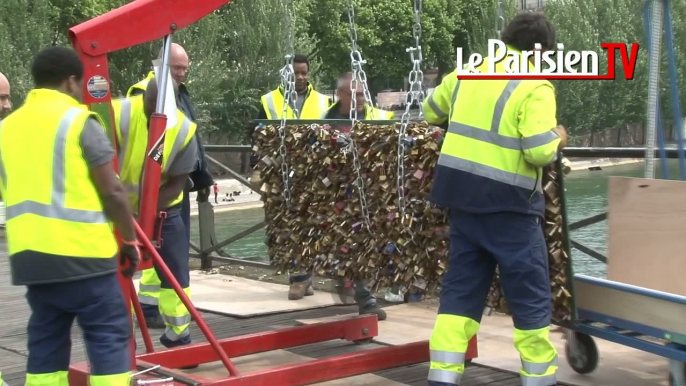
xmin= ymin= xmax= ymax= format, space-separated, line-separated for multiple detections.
xmin=66 ymin=0 xmax=478 ymax=384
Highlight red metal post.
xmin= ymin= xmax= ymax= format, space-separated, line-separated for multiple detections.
xmin=136 ymin=314 xmax=380 ymax=368
xmin=137 ymin=113 xmax=166 ymax=268
xmin=134 ymin=221 xmax=239 ymax=375
xmin=208 ymin=341 xmax=430 ymax=386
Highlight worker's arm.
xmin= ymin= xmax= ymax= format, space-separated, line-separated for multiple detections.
xmin=257 ymin=105 xmax=268 ymax=120
xmin=422 ymin=69 xmax=458 ymax=125
xmin=81 ymin=118 xmax=137 ymax=242
xmin=158 ymin=136 xmax=199 ymax=209
xmin=517 ymin=84 xmax=565 ymax=167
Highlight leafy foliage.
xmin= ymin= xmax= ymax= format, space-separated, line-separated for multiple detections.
xmin=4 ymin=0 xmax=686 ymax=142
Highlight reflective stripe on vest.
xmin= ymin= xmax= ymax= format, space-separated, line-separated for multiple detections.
xmin=426 ymin=93 xmax=448 ymax=120
xmin=3 ymin=108 xmax=107 ymax=224
xmin=263 ymin=91 xmax=280 ymax=119
xmin=437 ymin=78 xmax=556 ymax=193
xmin=117 ymin=98 xmax=132 ymax=167
xmin=164 ymin=117 xmax=192 ymax=174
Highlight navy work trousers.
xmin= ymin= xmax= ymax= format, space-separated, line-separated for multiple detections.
xmin=25 ymin=273 xmax=130 ymax=376
xmin=140 ymin=190 xmax=192 ymax=319
xmin=154 ymin=211 xmax=191 ymax=294
xmin=439 ymin=209 xmax=552 ymax=330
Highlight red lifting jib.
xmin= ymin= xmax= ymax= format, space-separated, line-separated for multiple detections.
xmin=66 ymin=1 xmax=477 ymax=384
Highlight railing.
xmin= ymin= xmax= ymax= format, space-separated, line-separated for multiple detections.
xmin=559 ymin=146 xmax=686 ymax=265
xmin=190 ymin=144 xmax=271 ymax=269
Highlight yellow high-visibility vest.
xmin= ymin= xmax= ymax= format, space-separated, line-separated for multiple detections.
xmin=321 ymin=103 xmax=395 ymax=120
xmin=261 ymin=84 xmax=331 ymax=119
xmin=426 ymin=45 xmax=560 ymax=216
xmin=0 ymin=89 xmax=118 ymax=285
xmin=127 ymin=71 xmax=155 ymax=97
xmin=111 ymin=95 xmax=196 ymax=211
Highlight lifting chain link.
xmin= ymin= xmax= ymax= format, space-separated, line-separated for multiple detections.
xmin=277 ymin=0 xmax=299 ymax=206
xmin=346 ymin=0 xmax=374 ymax=235
xmin=396 ymin=0 xmax=425 ymax=241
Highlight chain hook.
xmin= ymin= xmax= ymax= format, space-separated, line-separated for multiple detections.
xmin=346 ymin=0 xmax=376 ymax=235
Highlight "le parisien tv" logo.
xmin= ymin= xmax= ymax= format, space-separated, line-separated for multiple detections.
xmin=456 ymin=39 xmax=640 ymax=80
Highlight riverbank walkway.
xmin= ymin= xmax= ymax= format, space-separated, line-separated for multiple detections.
xmin=0 ymin=240 xmax=533 ymax=386
xmin=0 ymin=239 xmax=670 ymax=385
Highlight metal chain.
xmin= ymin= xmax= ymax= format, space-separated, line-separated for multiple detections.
xmin=396 ymin=0 xmax=425 ymax=238
xmin=276 ymin=0 xmax=298 ymax=205
xmin=346 ymin=0 xmax=374 ymax=234
xmin=347 ymin=0 xmax=374 ymax=114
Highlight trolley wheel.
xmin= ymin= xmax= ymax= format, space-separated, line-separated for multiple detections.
xmin=353 ymin=338 xmax=373 ymax=345
xmin=668 ymin=361 xmax=686 ymax=386
xmin=565 ymin=332 xmax=599 ymax=374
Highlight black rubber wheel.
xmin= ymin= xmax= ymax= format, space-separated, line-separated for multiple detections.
xmin=669 ymin=362 xmax=686 ymax=386
xmin=565 ymin=332 xmax=599 ymax=374
xmin=353 ymin=338 xmax=373 ymax=345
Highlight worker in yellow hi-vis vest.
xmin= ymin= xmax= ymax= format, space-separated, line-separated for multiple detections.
xmin=0 ymin=46 xmax=139 ymax=386
xmin=422 ymin=13 xmax=568 ymax=386
xmin=127 ymin=44 xmax=214 ymax=329
xmin=258 ymin=54 xmax=331 ymax=120
xmin=112 ymin=76 xmax=198 ymax=360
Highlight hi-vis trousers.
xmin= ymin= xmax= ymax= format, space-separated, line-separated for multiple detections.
xmin=428 ymin=210 xmax=558 ymax=386
xmin=154 ymin=211 xmax=192 ymax=347
xmin=138 ymin=190 xmax=193 ymax=320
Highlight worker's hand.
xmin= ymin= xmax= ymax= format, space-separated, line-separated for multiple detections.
xmin=120 ymin=239 xmax=141 ymax=278
xmin=553 ymin=125 xmax=568 ymax=150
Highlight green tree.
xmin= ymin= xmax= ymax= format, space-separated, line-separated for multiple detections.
xmin=0 ymin=0 xmax=59 ymax=107
xmin=301 ymin=0 xmax=466 ymax=96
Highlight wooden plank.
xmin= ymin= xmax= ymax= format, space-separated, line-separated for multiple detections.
xmin=132 ymin=271 xmax=346 ymax=318
xmin=607 ymin=176 xmax=686 ymax=296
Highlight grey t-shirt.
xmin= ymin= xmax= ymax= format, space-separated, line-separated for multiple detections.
xmin=80 ymin=118 xmax=115 ymax=168
xmin=167 ymin=135 xmax=199 ymax=177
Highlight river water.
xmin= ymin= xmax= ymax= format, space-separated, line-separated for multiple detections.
xmin=191 ymin=159 xmax=683 ymax=278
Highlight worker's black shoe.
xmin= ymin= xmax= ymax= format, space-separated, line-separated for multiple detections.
xmin=143 ymin=315 xmax=166 ymax=329
xmin=359 ymin=304 xmax=387 ymax=321
xmin=160 ymin=334 xmax=192 ymax=348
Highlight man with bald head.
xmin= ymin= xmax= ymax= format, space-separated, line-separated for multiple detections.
xmin=0 ymin=72 xmax=11 ymax=120
xmin=128 ymin=43 xmax=213 ymax=329
xmin=113 ymin=76 xmax=198 ymax=354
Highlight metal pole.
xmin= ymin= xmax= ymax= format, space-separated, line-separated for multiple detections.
xmin=645 ymin=0 xmax=663 ymax=179
xmin=155 ymin=35 xmax=173 ymax=114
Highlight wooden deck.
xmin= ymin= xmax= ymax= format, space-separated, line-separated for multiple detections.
xmin=0 ymin=243 xmax=554 ymax=386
